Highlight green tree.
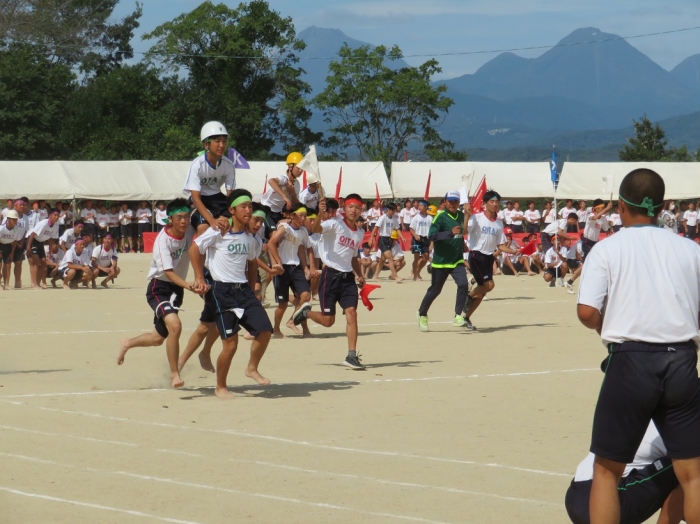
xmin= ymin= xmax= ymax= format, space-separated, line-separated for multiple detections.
xmin=143 ymin=0 xmax=319 ymax=159
xmin=619 ymin=115 xmax=693 ymax=162
xmin=314 ymin=44 xmax=465 ymax=168
xmin=0 ymin=42 xmax=75 ymax=159
xmin=62 ymin=64 xmax=198 ymax=160
xmin=1 ymin=0 xmax=142 ymax=75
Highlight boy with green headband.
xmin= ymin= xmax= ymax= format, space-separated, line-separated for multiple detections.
xmin=190 ymin=189 xmax=273 ymax=399
xmin=577 ymin=168 xmax=700 ymax=524
xmin=117 ymin=198 xmax=201 ymax=389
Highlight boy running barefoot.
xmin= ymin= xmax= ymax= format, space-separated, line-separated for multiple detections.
xmin=267 ymin=203 xmax=317 ymax=338
xmin=297 ymin=194 xmax=367 ymax=370
xmin=189 ymin=189 xmax=273 ymax=399
xmin=117 ymin=199 xmax=201 ymax=389
xmin=408 ymin=200 xmax=432 ymax=281
xmin=371 ymin=203 xmax=403 ymax=282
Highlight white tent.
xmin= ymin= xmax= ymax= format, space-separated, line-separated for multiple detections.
xmin=0 ymin=160 xmax=392 ymax=201
xmin=391 ymin=162 xmax=555 ymax=199
xmin=557 ymin=163 xmax=700 ymax=200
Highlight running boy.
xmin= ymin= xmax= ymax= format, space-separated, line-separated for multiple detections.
xmin=409 ymin=199 xmax=431 ymax=281
xmin=117 ymin=198 xmax=200 ymax=389
xmin=371 ymin=202 xmax=402 ymax=282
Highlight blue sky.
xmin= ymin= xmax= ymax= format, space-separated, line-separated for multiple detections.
xmin=114 ymin=0 xmax=700 ymax=79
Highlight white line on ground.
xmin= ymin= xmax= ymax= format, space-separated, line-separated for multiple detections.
xmin=0 ymin=424 xmax=138 ymax=447
xmin=0 ymin=486 xmax=203 ymax=524
xmin=0 ymin=400 xmax=571 ymax=477
xmin=0 ymin=368 xmax=597 ymax=398
xmin=1 ymin=452 xmax=452 ymax=524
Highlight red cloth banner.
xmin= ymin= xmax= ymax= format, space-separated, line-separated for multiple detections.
xmin=470 ymin=176 xmax=487 ymax=212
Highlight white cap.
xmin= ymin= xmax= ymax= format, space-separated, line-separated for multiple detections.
xmin=5 ymin=210 xmax=18 ymax=219
xmin=306 ymin=174 xmax=320 ymax=185
xmin=200 ymin=121 xmax=228 ymax=142
xmin=445 ymin=191 xmax=460 ymax=202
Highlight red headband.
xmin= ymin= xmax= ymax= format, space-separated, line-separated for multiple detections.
xmin=344 ymin=198 xmax=363 ymax=208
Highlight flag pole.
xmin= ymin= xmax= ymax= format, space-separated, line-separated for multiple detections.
xmin=551 ymin=147 xmax=559 ymax=283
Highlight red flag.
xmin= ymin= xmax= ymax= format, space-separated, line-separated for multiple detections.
xmin=424 ymin=170 xmax=431 ymax=200
xmin=375 ymin=182 xmax=380 ymax=203
xmin=335 ymin=167 xmax=343 ymax=199
xmin=520 ymin=240 xmax=537 ymax=256
xmin=302 ymin=170 xmax=308 ymax=190
xmin=263 ymin=174 xmax=268 ymax=194
xmin=359 ymin=284 xmax=381 ymax=311
xmin=469 ymin=176 xmax=487 ymax=213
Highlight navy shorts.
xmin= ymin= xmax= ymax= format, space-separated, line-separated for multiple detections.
xmin=0 ymin=242 xmax=13 ymax=262
xmin=319 ymin=267 xmax=358 ymax=316
xmin=273 ymin=264 xmax=310 ymax=303
xmin=411 ymin=236 xmax=430 ymax=255
xmin=190 ymin=193 xmax=231 ymax=227
xmin=567 ymin=258 xmax=581 ymax=270
xmin=138 ymin=223 xmax=152 ymax=237
xmin=29 ymin=238 xmax=46 ymax=259
xmin=378 ymin=236 xmax=393 ymax=253
xmin=592 ymin=341 xmax=700 ymax=463
xmin=581 ymin=238 xmax=597 ymax=262
xmin=210 ymin=281 xmax=272 ymax=339
xmin=120 ymin=224 xmax=132 ymax=238
xmin=146 ymin=279 xmax=184 ymax=338
xmin=109 ymin=226 xmax=120 ymax=239
xmin=468 ymin=251 xmax=494 ymax=286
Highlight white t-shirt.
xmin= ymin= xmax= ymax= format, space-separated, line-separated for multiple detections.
xmin=391 ymin=242 xmax=404 ymax=259
xmin=80 ymin=208 xmax=97 ymax=224
xmin=502 ymin=208 xmax=513 ymax=225
xmin=261 ymin=174 xmax=300 ymax=213
xmin=660 ymin=210 xmax=678 ymax=233
xmin=544 ymin=246 xmax=567 ymax=268
xmin=578 ymin=227 xmax=700 ymax=345
xmin=318 ymin=218 xmax=364 ymax=273
xmin=609 ymin=213 xmax=622 ymax=227
xmin=298 ymin=187 xmax=320 ymax=210
xmin=59 ymin=245 xmax=90 ymax=271
xmin=275 ymin=223 xmax=310 ymax=265
xmin=146 ymin=227 xmax=192 ymax=282
xmin=155 ymin=208 xmax=168 ymax=226
xmin=375 ymin=214 xmax=399 ymax=237
xmin=543 ymin=218 xmax=567 ymax=236
xmin=119 ymin=209 xmax=133 ymax=225
xmin=0 ymin=222 xmax=20 ymax=244
xmin=183 ymin=154 xmax=236 ymax=197
xmin=367 ymin=207 xmax=381 ymax=223
xmin=409 ymin=207 xmax=419 ymax=219
xmin=37 ymin=208 xmax=48 ymax=220
xmin=64 ymin=209 xmax=73 ymax=224
xmin=409 ymin=213 xmax=432 ymax=238
xmin=467 ymin=213 xmax=506 ymax=254
xmin=523 ymin=209 xmax=541 ymax=223
xmin=399 ymin=208 xmax=412 ymax=225
xmin=92 ymin=245 xmax=116 ymax=268
xmin=96 ymin=212 xmax=109 ymax=228
xmin=683 ymin=210 xmax=698 ymax=227
xmin=59 ymin=228 xmax=79 ymax=249
xmin=576 ymin=209 xmax=589 ymax=223
xmin=542 ymin=208 xmax=556 ymax=224
xmin=1 ymin=208 xmax=11 ymax=220
xmin=510 ymin=209 xmax=524 ymax=226
xmin=567 ymin=241 xmax=582 ymax=259
xmin=46 ymin=247 xmax=65 ymax=266
xmin=107 ymin=212 xmax=120 ymax=227
xmin=14 ymin=214 xmax=28 ymax=241
xmin=30 ymin=219 xmax=59 ymax=242
xmin=308 ymin=232 xmax=322 ymax=259
xmin=136 ymin=208 xmax=152 ymax=224
xmin=195 ymin=228 xmax=259 ymax=284
xmin=26 ymin=211 xmax=40 ymax=233
xmin=574 ymin=422 xmax=665 ymax=482
xmin=558 ymin=206 xmax=575 ymax=218
xmin=583 ymin=213 xmax=609 ymax=242
xmin=360 ymin=251 xmax=377 ymax=262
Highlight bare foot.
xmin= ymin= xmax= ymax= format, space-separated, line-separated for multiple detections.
xmin=2 ymin=286 xmax=9 ymax=291
xmin=301 ymin=332 xmax=314 ymax=339
xmin=40 ymin=283 xmax=47 ymax=289
xmin=14 ymin=283 xmax=21 ymax=289
xmin=243 ymin=332 xmax=255 ymax=340
xmin=171 ymin=373 xmax=184 ymax=388
xmin=101 ymin=280 xmax=109 ymax=288
xmin=32 ymin=285 xmax=41 ymax=290
xmin=198 ymin=352 xmax=215 ymax=373
xmin=215 ymin=386 xmax=234 ymax=400
xmin=528 ymin=272 xmax=536 ymax=276
xmin=117 ymin=338 xmax=130 ymax=365
xmin=394 ymin=277 xmax=404 ymax=283
xmin=50 ymin=280 xmax=57 ymax=288
xmin=285 ymin=319 xmax=302 ymax=335
xmin=245 ymin=368 xmax=271 ymax=385
xmin=272 ymin=330 xmax=286 ymax=339
xmin=63 ymin=284 xmax=71 ymax=290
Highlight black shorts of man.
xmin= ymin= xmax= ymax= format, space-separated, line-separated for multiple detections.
xmin=577 ymin=168 xmax=700 ymax=524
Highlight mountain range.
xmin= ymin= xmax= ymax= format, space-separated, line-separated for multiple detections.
xmin=295 ymin=26 xmax=700 ymax=157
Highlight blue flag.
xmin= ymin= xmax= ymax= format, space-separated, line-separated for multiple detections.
xmin=228 ymin=147 xmax=250 ymax=169
xmin=550 ymin=151 xmax=558 ymax=184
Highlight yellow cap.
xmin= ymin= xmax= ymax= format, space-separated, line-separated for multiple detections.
xmin=427 ymin=205 xmax=438 ymax=216
xmin=286 ymin=152 xmax=303 ymax=165
xmin=391 ymin=230 xmax=399 ymax=240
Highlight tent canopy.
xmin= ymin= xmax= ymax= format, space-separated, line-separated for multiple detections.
xmin=0 ymin=160 xmax=392 ymax=201
xmin=391 ymin=162 xmax=555 ymax=199
xmin=557 ymin=163 xmax=700 ymax=200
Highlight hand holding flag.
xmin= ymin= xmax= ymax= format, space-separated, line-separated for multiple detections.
xmin=296 ymin=145 xmax=323 ymax=198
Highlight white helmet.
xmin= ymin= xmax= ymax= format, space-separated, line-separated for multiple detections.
xmin=200 ymin=121 xmax=228 ymax=142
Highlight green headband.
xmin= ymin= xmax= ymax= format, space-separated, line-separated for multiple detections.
xmin=252 ymin=210 xmax=266 ymax=218
xmin=168 ymin=206 xmax=190 ymax=217
xmin=619 ymin=195 xmax=662 ymax=217
xmin=231 ymin=195 xmax=252 ymax=208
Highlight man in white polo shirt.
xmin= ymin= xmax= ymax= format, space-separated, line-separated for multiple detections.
xmin=683 ymin=202 xmax=699 ymax=239
xmin=577 ymin=168 xmax=700 ymax=524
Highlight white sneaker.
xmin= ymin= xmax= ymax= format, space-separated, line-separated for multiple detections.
xmin=556 ymin=278 xmax=564 ymax=287
xmin=565 ymin=281 xmax=575 ymax=294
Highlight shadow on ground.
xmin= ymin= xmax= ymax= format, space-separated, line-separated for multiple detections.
xmin=0 ymin=368 xmax=71 ymax=376
xmin=320 ymin=360 xmax=442 ymax=369
xmin=178 ymin=380 xmax=360 ymax=400
xmin=483 ymin=296 xmax=535 ymax=302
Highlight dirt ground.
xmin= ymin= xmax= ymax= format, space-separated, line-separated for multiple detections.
xmin=0 ymin=253 xmax=649 ymax=523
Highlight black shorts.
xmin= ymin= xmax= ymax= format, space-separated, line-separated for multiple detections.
xmin=95 ymin=227 xmax=106 ymax=240
xmin=0 ymin=242 xmax=13 ymax=262
xmin=613 ymin=225 xmax=622 ymax=233
xmin=155 ymin=224 xmax=164 ymax=232
xmin=138 ymin=223 xmax=152 ymax=237
xmin=578 ymin=221 xmax=586 ymax=230
xmin=567 ymin=258 xmax=581 ymax=270
xmin=510 ymin=224 xmax=523 ymax=233
xmin=146 ymin=279 xmax=184 ymax=338
xmin=526 ymin=223 xmax=540 ymax=234
xmin=378 ymin=236 xmax=393 ymax=253
xmin=120 ymin=224 xmax=131 ymax=238
xmin=468 ymin=251 xmax=494 ymax=286
xmin=190 ymin=193 xmax=231 ymax=227
xmin=402 ymin=224 xmax=411 ymax=232
xmin=592 ymin=341 xmax=700 ymax=463
xmin=58 ymin=225 xmax=66 ymax=237
xmin=273 ymin=264 xmax=310 ymax=303
xmin=210 ymin=281 xmax=272 ymax=339
xmin=411 ymin=236 xmax=430 ymax=255
xmin=581 ymin=238 xmax=597 ymax=261
xmin=97 ymin=267 xmax=112 ymax=277
xmin=82 ymin=223 xmax=95 ymax=236
xmin=541 ymin=232 xmax=553 ymax=254
xmin=564 ymin=457 xmax=677 ymax=524
xmin=57 ymin=268 xmax=82 ymax=281
xmin=544 ymin=267 xmax=560 ymax=278
xmin=198 ymin=272 xmax=216 ymax=324
xmin=108 ymin=226 xmax=120 ymax=239
xmin=319 ymin=267 xmax=358 ymax=316
xmin=502 ymin=260 xmax=523 ymax=274
xmin=29 ymin=238 xmax=46 ymax=259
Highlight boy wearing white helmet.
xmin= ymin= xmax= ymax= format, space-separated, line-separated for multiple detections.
xmin=261 ymin=152 xmax=303 ymax=224
xmin=183 ymin=121 xmax=236 ymax=235
xmin=298 ymin=173 xmax=322 ymax=210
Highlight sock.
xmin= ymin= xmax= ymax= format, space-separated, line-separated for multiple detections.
xmin=348 ymin=350 xmax=357 ymax=358
xmin=567 ymin=279 xmax=573 ymax=285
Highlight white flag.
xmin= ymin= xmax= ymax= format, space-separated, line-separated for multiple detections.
xmin=296 ymin=145 xmax=321 ymax=181
xmin=602 ymin=174 xmax=615 ymax=195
